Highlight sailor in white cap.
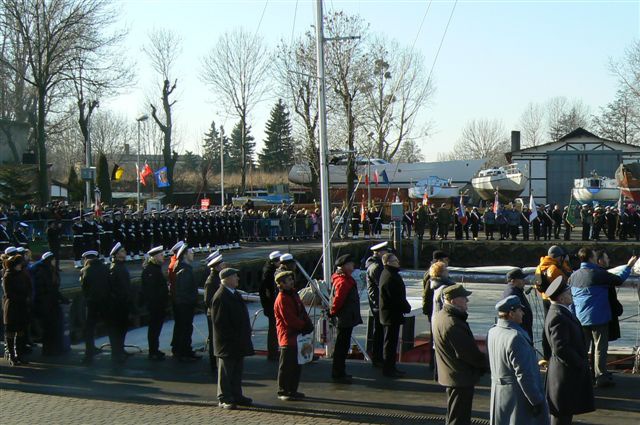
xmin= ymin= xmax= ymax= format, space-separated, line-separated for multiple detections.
xmin=172 ymin=244 xmax=200 ymax=361
xmin=0 ymin=214 xmax=11 ymax=251
xmin=72 ymin=215 xmax=85 ymax=268
xmin=141 ymin=246 xmax=168 ymax=360
xmin=79 ymin=248 xmax=109 ymax=365
xmin=108 ymin=241 xmax=131 ymax=364
xmin=13 ymin=221 xmax=30 ymax=249
xmin=364 ymin=240 xmax=391 ymax=367
xmin=4 ymin=246 xmax=17 ymax=256
xmin=260 ymin=251 xmax=283 ymax=361
xmin=204 ymin=253 xmax=226 ymax=371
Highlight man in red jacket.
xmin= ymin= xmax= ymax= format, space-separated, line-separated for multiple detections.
xmin=329 ymin=254 xmax=363 ymax=384
xmin=273 ymin=270 xmax=313 ymax=401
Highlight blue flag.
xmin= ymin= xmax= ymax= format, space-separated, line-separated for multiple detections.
xmin=457 ymin=194 xmax=468 ymax=225
xmin=380 ymin=170 xmax=390 ymax=185
xmin=154 ymin=167 xmax=170 ymax=188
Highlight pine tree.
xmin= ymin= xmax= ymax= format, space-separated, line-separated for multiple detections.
xmin=96 ymin=152 xmax=112 ymax=204
xmin=258 ymin=99 xmax=296 ymax=172
xmin=67 ymin=166 xmax=84 ymax=203
xmin=0 ymin=166 xmax=33 ymax=205
xmin=227 ymin=120 xmax=255 ymax=174
xmin=202 ymin=121 xmax=232 ymax=173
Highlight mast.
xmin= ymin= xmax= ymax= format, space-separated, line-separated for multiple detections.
xmin=315 ymin=0 xmax=332 ymax=283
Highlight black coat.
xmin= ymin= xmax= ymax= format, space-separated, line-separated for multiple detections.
xmin=33 ymin=261 xmax=63 ymax=318
xmin=544 ymin=304 xmax=594 ymax=416
xmin=109 ymin=260 xmax=131 ymax=323
xmin=211 ymin=285 xmax=255 ymax=358
xmin=203 ymin=268 xmax=220 ymax=313
xmin=258 ymin=260 xmax=278 ymax=317
xmin=80 ymin=258 xmax=110 ymax=304
xmin=2 ymin=269 xmax=31 ymax=329
xmin=174 ymin=261 xmax=197 ymax=306
xmin=141 ymin=260 xmax=168 ymax=312
xmin=501 ymin=284 xmax=533 ymax=340
xmin=365 ymin=256 xmax=383 ymax=313
xmin=379 ymin=265 xmax=411 ymax=325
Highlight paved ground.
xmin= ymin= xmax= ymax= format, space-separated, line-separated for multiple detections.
xmin=2 ymin=346 xmax=639 ymax=424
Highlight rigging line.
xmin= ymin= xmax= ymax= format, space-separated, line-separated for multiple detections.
xmin=290 ymin=0 xmax=299 ymax=46
xmin=254 ymin=0 xmax=270 ymax=39
xmin=425 ymin=0 xmax=458 ymax=89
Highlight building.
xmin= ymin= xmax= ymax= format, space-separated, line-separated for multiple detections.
xmin=509 ymin=128 xmax=640 ymax=205
xmin=0 ymin=119 xmax=30 ymax=165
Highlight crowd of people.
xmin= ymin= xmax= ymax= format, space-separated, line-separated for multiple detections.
xmin=1 ymin=224 xmax=636 ymax=423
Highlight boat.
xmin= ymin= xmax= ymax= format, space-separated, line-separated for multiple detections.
xmin=615 ymin=163 xmax=640 ymax=203
xmin=231 ymin=190 xmax=292 ymax=207
xmin=407 ymin=176 xmax=461 ymax=199
xmin=472 ymin=163 xmax=528 ymax=202
xmin=572 ymin=171 xmax=620 ymax=206
xmin=288 ymin=158 xmax=486 ymax=189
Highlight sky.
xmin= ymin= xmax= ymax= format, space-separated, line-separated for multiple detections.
xmin=106 ymin=0 xmax=640 ymax=162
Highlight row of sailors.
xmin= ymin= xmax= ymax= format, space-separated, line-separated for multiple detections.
xmin=71 ymin=209 xmax=242 ymax=268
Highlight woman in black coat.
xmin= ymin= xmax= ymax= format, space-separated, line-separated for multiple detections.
xmin=33 ymin=253 xmax=66 ymax=356
xmin=2 ymin=255 xmax=31 ymax=366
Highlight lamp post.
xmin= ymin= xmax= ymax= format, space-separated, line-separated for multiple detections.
xmin=136 ymin=114 xmax=149 ymax=211
xmin=220 ymin=131 xmax=225 ymax=207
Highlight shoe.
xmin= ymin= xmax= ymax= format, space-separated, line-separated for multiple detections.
xmin=148 ymin=351 xmax=166 ymax=361
xmin=218 ymin=401 xmax=236 ymax=410
xmin=236 ymin=396 xmax=252 ymax=406
xmin=278 ymin=394 xmax=292 ymax=401
xmin=290 ymin=392 xmax=305 ymax=400
xmin=595 ymin=377 xmax=615 ymax=388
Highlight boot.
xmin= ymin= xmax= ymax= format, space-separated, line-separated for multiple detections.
xmin=6 ymin=336 xmax=18 ymax=366
xmin=16 ymin=335 xmax=29 ymax=364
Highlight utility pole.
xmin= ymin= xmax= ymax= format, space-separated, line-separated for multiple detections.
xmin=136 ymin=114 xmax=149 ymax=211
xmin=220 ymin=130 xmax=225 ymax=206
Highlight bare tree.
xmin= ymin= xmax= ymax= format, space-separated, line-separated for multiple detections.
xmin=610 ymin=40 xmax=640 ymax=99
xmin=324 ymin=11 xmax=370 ymax=206
xmin=274 ymin=33 xmax=320 ymax=199
xmin=91 ymin=110 xmax=136 ymax=160
xmin=547 ymin=96 xmax=590 ymax=142
xmin=592 ymin=87 xmax=640 ymax=145
xmin=201 ymin=28 xmax=269 ymax=194
xmin=519 ymin=101 xmax=546 ymax=147
xmin=362 ymin=36 xmax=434 ymax=161
xmin=396 ymin=138 xmax=424 ymax=163
xmin=0 ymin=0 xmax=118 ymax=204
xmin=442 ymin=118 xmax=509 ymax=166
xmin=144 ymin=28 xmax=182 ymax=202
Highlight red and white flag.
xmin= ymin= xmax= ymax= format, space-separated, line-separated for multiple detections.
xmin=139 ymin=163 xmax=153 ymax=186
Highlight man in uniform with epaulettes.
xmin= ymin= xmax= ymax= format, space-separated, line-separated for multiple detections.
xmin=83 ymin=212 xmax=99 ymax=253
xmin=72 ymin=215 xmax=85 ymax=269
xmin=151 ymin=209 xmax=164 ymax=247
xmin=200 ymin=210 xmax=211 ymax=252
xmin=231 ymin=210 xmax=241 ymax=248
xmin=142 ymin=211 xmax=153 ymax=254
xmin=97 ymin=212 xmax=112 ymax=263
xmin=161 ymin=210 xmax=172 ymax=254
xmin=176 ymin=209 xmax=186 ymax=243
xmin=218 ymin=211 xmax=229 ymax=249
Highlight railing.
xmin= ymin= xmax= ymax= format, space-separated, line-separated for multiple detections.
xmin=239 ymin=217 xmax=319 ymax=241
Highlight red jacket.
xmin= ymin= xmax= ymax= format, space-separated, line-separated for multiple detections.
xmin=168 ymin=255 xmax=179 ymax=298
xmin=330 ymin=271 xmax=356 ymax=316
xmin=274 ymin=289 xmax=310 ymax=347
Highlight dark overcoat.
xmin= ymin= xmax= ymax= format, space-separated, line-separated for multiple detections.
xmin=203 ymin=268 xmax=221 ymax=313
xmin=379 ymin=265 xmax=411 ymax=326
xmin=544 ymin=304 xmax=595 ymax=416
xmin=2 ymin=269 xmax=31 ymax=330
xmin=141 ymin=260 xmax=168 ymax=313
xmin=80 ymin=258 xmax=110 ymax=304
xmin=211 ymin=285 xmax=255 ymax=358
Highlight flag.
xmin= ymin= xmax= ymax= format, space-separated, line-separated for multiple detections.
xmin=566 ymin=196 xmax=577 ymax=227
xmin=422 ymin=190 xmax=428 ymax=206
xmin=492 ymin=190 xmax=500 ymax=214
xmin=457 ymin=194 xmax=468 ymax=225
xmin=374 ymin=169 xmax=379 ymax=186
xmin=528 ymin=194 xmax=538 ymax=222
xmin=365 ymin=174 xmax=370 ymax=186
xmin=380 ymin=170 xmax=390 ymax=185
xmin=139 ymin=163 xmax=153 ymax=186
xmin=617 ymin=192 xmax=623 ymax=212
xmin=94 ymin=189 xmax=102 ymax=217
xmin=360 ymin=198 xmax=366 ymax=222
xmin=111 ymin=164 xmax=124 ymax=181
xmin=154 ymin=166 xmax=170 ymax=188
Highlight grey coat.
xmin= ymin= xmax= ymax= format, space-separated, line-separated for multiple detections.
xmin=488 ymin=319 xmax=549 ymax=425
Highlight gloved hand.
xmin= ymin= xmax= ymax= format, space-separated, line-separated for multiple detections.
xmin=530 ymin=403 xmax=543 ymax=417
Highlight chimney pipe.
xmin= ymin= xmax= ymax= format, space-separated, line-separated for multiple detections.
xmin=511 ymin=131 xmax=521 ymax=152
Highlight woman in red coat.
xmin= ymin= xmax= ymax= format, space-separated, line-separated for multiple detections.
xmin=3 ymin=255 xmax=31 ymax=366
xmin=273 ymin=270 xmax=313 ymax=401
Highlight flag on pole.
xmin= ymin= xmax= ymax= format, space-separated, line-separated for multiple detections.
xmin=154 ymin=167 xmax=170 ymax=188
xmin=374 ymin=170 xmax=379 ymax=186
xmin=528 ymin=194 xmax=538 ymax=222
xmin=457 ymin=194 xmax=468 ymax=225
xmin=94 ymin=189 xmax=102 ymax=217
xmin=360 ymin=197 xmax=366 ymax=222
xmin=422 ymin=190 xmax=429 ymax=206
xmin=365 ymin=174 xmax=370 ymax=186
xmin=492 ymin=190 xmax=500 ymax=214
xmin=566 ymin=196 xmax=577 ymax=227
xmin=380 ymin=170 xmax=390 ymax=185
xmin=617 ymin=192 xmax=623 ymax=212
xmin=140 ymin=163 xmax=153 ymax=186
xmin=111 ymin=164 xmax=124 ymax=181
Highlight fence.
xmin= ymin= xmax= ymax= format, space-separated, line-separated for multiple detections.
xmin=240 ymin=217 xmax=319 ymax=241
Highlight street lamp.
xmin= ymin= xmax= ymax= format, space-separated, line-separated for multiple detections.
xmin=136 ymin=114 xmax=149 ymax=211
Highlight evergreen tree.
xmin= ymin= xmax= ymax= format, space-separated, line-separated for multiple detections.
xmin=227 ymin=119 xmax=255 ymax=174
xmin=96 ymin=152 xmax=112 ymax=204
xmin=258 ymin=99 xmax=296 ymax=172
xmin=67 ymin=166 xmax=84 ymax=203
xmin=202 ymin=121 xmax=232 ymax=173
xmin=0 ymin=166 xmax=33 ymax=205
xmin=183 ymin=150 xmax=200 ymax=170
xmin=592 ymin=88 xmax=640 ymax=145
